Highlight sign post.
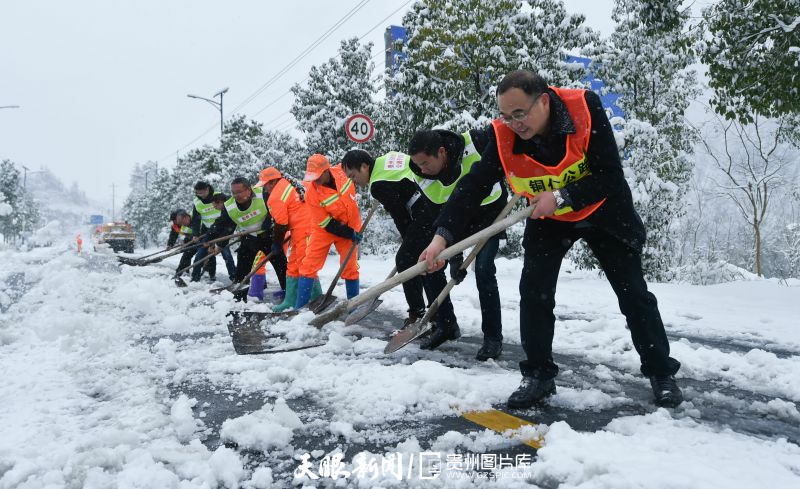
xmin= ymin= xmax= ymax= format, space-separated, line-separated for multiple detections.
xmin=344 ymin=114 xmax=375 ymax=144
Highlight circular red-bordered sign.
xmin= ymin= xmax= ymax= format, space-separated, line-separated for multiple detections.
xmin=345 ymin=114 xmax=375 ymax=143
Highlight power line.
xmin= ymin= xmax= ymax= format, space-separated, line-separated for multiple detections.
xmin=229 ymin=0 xmax=372 ymax=115
xmin=249 ymin=0 xmax=412 ymax=122
xmin=155 ymin=0 xmax=372 ymax=163
xmin=159 ymin=0 xmax=412 ymax=163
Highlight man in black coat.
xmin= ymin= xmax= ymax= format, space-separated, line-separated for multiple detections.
xmin=420 ymin=70 xmax=683 ymax=409
xmin=407 ymin=128 xmax=509 ymax=359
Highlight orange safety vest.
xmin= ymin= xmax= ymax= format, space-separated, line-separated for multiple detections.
xmin=493 ymin=87 xmax=605 ymax=222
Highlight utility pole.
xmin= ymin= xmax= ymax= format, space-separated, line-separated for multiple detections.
xmin=187 ymin=87 xmax=228 ymax=138
xmin=112 ymin=183 xmax=116 ymax=221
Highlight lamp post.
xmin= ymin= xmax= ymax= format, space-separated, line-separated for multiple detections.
xmin=21 ymin=165 xmax=45 ymax=189
xmin=187 ymin=88 xmax=228 ymax=138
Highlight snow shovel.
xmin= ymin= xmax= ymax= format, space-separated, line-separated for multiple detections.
xmin=173 ymin=237 xmax=240 ymax=287
xmin=310 ymin=199 xmax=536 ymax=329
xmin=117 ymin=236 xmax=204 ymax=266
xmin=384 ymin=193 xmax=523 ymax=353
xmin=344 ymin=266 xmax=396 ymax=326
xmin=309 ymin=201 xmax=380 ymax=314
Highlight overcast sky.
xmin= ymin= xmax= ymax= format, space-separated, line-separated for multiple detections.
xmin=0 ymin=0 xmax=613 ymax=207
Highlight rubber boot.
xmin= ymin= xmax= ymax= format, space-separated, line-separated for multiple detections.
xmin=310 ymin=279 xmax=322 ymax=302
xmin=345 ymin=279 xmax=360 ymax=299
xmin=248 ymin=274 xmax=266 ymax=302
xmin=295 ymin=276 xmax=315 ymax=309
xmin=272 ymin=276 xmax=298 ymax=312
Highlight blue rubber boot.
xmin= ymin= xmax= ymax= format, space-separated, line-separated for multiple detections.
xmin=294 ymin=276 xmax=315 ymax=309
xmin=310 ymin=279 xmax=322 ymax=302
xmin=345 ymin=279 xmax=360 ymax=299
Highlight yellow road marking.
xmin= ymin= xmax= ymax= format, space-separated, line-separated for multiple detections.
xmin=461 ymin=409 xmax=543 ymax=449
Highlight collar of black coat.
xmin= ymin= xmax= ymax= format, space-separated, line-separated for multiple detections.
xmin=512 ymin=88 xmax=576 ymax=154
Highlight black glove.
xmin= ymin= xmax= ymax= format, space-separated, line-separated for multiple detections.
xmin=449 ymin=253 xmax=467 ymax=284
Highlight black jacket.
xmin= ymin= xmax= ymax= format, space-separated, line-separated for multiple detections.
xmin=409 ymin=128 xmax=508 ymax=242
xmin=434 ymin=89 xmax=646 ymax=252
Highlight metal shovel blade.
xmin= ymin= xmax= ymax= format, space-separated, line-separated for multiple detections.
xmin=344 ymin=298 xmax=382 ymax=326
xmin=383 ymin=320 xmax=433 ymax=354
xmin=174 ymin=276 xmax=188 ymax=287
xmin=309 ymin=294 xmax=337 ymax=314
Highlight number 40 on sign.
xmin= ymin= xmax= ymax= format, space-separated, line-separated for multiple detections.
xmin=345 ymin=114 xmax=375 ymax=144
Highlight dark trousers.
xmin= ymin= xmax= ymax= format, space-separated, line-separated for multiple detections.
xmin=236 ymin=235 xmax=287 ymax=290
xmin=395 ymin=220 xmax=457 ymax=326
xmin=175 ymin=237 xmax=194 ymax=276
xmin=519 ymin=219 xmax=680 ymax=379
xmin=191 ymin=235 xmax=234 ymax=281
xmin=474 ymin=235 xmax=503 ymax=342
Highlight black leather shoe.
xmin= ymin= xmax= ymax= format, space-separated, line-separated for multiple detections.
xmin=476 ymin=339 xmax=503 ymax=361
xmin=420 ymin=321 xmax=461 ymax=350
xmin=649 ymin=375 xmax=684 ymax=407
xmin=507 ymin=376 xmax=556 ymax=409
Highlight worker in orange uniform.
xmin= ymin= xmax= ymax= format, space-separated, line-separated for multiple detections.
xmin=295 ymin=154 xmax=362 ymax=309
xmin=76 ymin=234 xmax=83 ymax=254
xmin=254 ymin=166 xmax=314 ymax=312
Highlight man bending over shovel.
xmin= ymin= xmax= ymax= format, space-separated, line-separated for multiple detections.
xmin=342 ymin=149 xmax=460 ymax=345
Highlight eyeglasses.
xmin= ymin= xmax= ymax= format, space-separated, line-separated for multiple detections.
xmin=498 ymin=94 xmax=542 ymax=125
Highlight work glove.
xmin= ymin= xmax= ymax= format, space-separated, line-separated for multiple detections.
xmin=449 ymin=253 xmax=467 ymax=284
xmin=351 ymin=230 xmax=363 ymax=243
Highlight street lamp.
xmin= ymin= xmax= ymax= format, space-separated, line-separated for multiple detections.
xmin=187 ymin=87 xmax=228 ymax=138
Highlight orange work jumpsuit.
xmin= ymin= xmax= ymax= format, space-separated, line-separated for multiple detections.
xmin=267 ymin=177 xmax=310 ymax=278
xmin=300 ymin=165 xmax=361 ymax=280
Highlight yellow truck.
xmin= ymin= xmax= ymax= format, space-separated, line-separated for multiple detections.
xmin=93 ymin=222 xmax=136 ymax=253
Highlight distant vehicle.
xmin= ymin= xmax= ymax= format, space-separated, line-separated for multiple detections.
xmin=93 ymin=222 xmax=135 ymax=253
xmin=89 ymin=214 xmax=105 ymax=225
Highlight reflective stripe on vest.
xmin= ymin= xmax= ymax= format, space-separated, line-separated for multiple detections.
xmin=413 ymin=132 xmax=503 ymax=206
xmin=194 ymin=192 xmax=222 ymax=228
xmin=369 ymin=151 xmax=421 ymax=210
xmin=280 ymin=184 xmax=294 ymax=203
xmin=492 ymin=87 xmax=605 ymax=222
xmin=224 ymin=186 xmax=268 ymax=234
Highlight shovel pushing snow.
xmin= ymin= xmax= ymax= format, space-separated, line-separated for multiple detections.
xmin=384 ymin=193 xmax=523 ymax=353
xmin=310 ymin=198 xmax=534 ymax=331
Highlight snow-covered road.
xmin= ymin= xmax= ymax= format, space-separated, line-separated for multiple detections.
xmin=1 ymin=244 xmax=799 ymax=488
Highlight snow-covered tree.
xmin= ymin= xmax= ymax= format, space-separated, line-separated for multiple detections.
xmin=291 ymin=37 xmax=380 ymax=161
xmin=701 ymin=0 xmax=800 ymax=123
xmin=582 ymin=0 xmax=699 ymax=280
xmin=695 ymin=112 xmax=795 ymax=276
xmin=384 ymin=0 xmax=597 ymax=144
xmin=122 ymin=167 xmax=175 ymax=247
xmin=0 ymin=160 xmax=40 ymax=242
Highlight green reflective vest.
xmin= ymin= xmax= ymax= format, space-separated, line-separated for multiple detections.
xmin=412 ymin=131 xmax=503 ymax=206
xmin=368 ymin=151 xmax=422 ymax=211
xmin=179 ymin=225 xmax=193 ymax=237
xmin=224 ymin=186 xmax=268 ymax=235
xmin=193 ymin=192 xmax=222 ymax=228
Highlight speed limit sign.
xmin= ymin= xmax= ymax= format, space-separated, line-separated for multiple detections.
xmin=345 ymin=114 xmax=375 ymax=143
